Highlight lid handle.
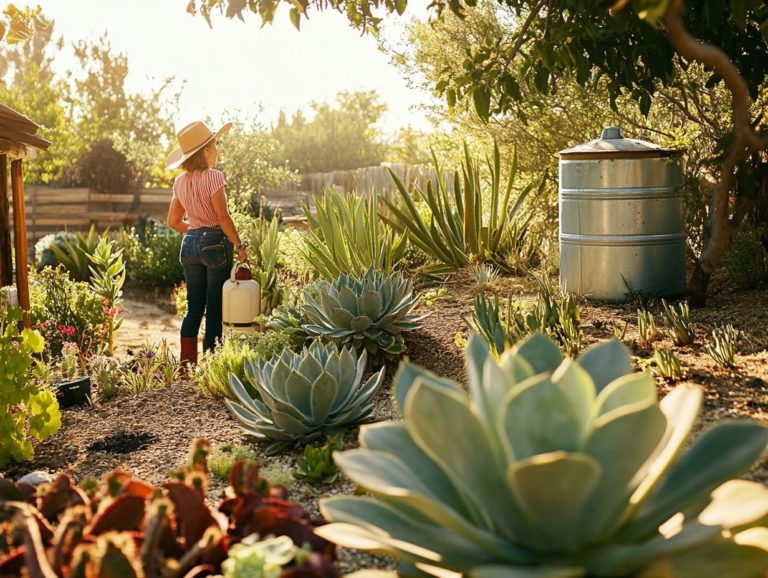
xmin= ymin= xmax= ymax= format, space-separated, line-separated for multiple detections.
xmin=601 ymin=126 xmax=624 ymax=140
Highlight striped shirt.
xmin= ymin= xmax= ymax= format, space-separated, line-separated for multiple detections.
xmin=172 ymin=169 xmax=227 ymax=229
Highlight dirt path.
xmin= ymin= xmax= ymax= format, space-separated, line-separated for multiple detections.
xmin=115 ymin=294 xmax=180 ymax=356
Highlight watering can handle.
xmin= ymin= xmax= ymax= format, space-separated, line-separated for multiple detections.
xmin=230 ymin=261 xmax=252 ymax=282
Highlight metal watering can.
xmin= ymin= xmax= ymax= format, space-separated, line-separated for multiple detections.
xmin=222 ymin=262 xmax=261 ymax=332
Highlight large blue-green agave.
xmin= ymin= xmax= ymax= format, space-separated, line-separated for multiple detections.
xmin=318 ymin=333 xmax=768 ymax=577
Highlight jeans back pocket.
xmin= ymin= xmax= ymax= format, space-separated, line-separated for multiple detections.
xmin=200 ymin=238 xmax=230 ymax=269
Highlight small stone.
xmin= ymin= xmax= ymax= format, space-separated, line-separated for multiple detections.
xmin=18 ymin=471 xmax=54 ymax=486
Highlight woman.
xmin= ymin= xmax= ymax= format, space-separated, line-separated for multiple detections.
xmin=166 ymin=120 xmax=248 ymax=370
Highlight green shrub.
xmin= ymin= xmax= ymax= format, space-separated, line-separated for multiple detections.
xmin=34 ymin=231 xmax=79 ymax=271
xmin=276 ymin=227 xmax=315 ymax=281
xmin=318 ymin=333 xmax=768 ymax=577
xmin=29 ymin=267 xmax=111 ymax=359
xmin=661 ymin=299 xmax=695 ymax=345
xmin=466 ymin=275 xmax=581 ymax=358
xmin=0 ymin=307 xmax=61 ymax=467
xmin=76 ymin=138 xmax=136 ymax=195
xmin=119 ymin=340 xmax=179 ymax=394
xmin=208 ymin=443 xmax=258 ymax=480
xmin=723 ymin=227 xmax=767 ymax=288
xmin=195 ymin=330 xmax=295 ymax=399
xmin=120 ymin=220 xmax=184 ymax=287
xmin=704 ymin=324 xmax=740 ymax=369
xmin=46 ymin=225 xmax=102 ymax=282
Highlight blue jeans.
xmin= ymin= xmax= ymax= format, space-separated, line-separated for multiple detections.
xmin=179 ymin=227 xmax=233 ymax=351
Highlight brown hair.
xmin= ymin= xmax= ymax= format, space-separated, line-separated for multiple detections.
xmin=180 ymin=141 xmax=213 ymax=172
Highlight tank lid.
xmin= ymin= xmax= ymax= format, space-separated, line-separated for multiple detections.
xmin=560 ymin=126 xmax=680 ymax=159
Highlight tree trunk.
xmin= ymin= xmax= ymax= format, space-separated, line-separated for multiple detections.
xmin=688 ymin=261 xmax=711 ymax=307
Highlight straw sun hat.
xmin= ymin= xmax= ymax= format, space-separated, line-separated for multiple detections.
xmin=165 ymin=120 xmax=233 ymax=169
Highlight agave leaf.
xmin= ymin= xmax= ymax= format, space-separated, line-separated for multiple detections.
xmin=618 ymin=385 xmax=704 ymax=533
xmin=405 ymin=380 xmax=529 ymax=542
xmin=470 ymin=565 xmax=586 ymax=578
xmin=228 ymin=376 xmax=270 ymax=418
xmin=623 ymin=421 xmax=768 ymax=541
xmin=338 ymin=285 xmax=361 ymax=315
xmin=595 ymin=372 xmax=657 ymax=417
xmin=319 ymin=290 xmax=341 ymax=314
xmin=284 ymin=372 xmax=313 ymax=417
xmin=581 ymin=400 xmax=667 ymax=542
xmin=577 ymin=340 xmax=632 ymax=393
xmin=511 ymin=333 xmax=562 ymax=375
xmin=360 ymin=290 xmax=383 ymax=318
xmin=635 ymin=537 xmax=768 ymax=578
xmin=360 ymin=422 xmax=469 ymax=518
xmin=224 ymin=399 xmax=270 ymax=428
xmin=330 ymin=307 xmax=355 ymax=327
xmin=338 ymin=346 xmax=359 ymax=393
xmin=696 ymin=480 xmax=768 ymax=529
xmin=328 ymin=460 xmax=533 ymax=565
xmin=506 ymin=451 xmax=601 ymax=551
xmin=500 ymin=375 xmax=586 ymax=461
xmin=394 ymin=361 xmax=464 ymax=417
xmin=297 ymin=352 xmax=324 ymax=383
xmin=497 ymin=353 xmax=536 ymax=387
xmin=271 ymin=409 xmax=313 ymax=436
xmin=550 ymin=360 xmax=597 ymax=441
xmin=310 ymin=372 xmax=339 ymax=423
xmin=351 ymin=315 xmax=373 ymax=332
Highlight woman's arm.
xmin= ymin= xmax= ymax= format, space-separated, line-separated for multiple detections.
xmin=211 ymin=187 xmax=247 ymax=262
xmin=167 ymin=197 xmax=189 ymax=234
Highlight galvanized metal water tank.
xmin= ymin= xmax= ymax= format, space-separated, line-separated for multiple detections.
xmin=559 ymin=126 xmax=686 ymax=301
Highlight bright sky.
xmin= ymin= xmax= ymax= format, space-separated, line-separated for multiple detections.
xmin=35 ymin=0 xmax=435 ymax=134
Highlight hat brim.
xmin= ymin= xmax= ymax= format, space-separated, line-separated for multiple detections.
xmin=165 ymin=122 xmax=233 ymax=170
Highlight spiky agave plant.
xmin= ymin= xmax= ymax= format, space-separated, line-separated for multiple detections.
xmin=302 ymin=269 xmax=427 ymax=363
xmin=225 ymin=340 xmax=385 ymax=454
xmin=317 ymin=333 xmax=768 ymax=578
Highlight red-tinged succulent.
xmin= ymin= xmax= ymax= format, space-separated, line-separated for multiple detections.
xmin=0 ymin=439 xmax=339 ymax=578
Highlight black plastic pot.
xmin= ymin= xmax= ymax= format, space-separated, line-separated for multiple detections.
xmin=55 ymin=376 xmax=91 ymax=408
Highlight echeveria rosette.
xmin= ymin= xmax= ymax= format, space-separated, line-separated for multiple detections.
xmin=225 ymin=340 xmax=385 ymax=455
xmin=317 ymin=333 xmax=768 ymax=578
xmin=301 ymin=269 xmax=427 ymax=364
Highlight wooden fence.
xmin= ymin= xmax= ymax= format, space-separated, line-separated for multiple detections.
xmin=7 ymin=186 xmax=171 ymax=252
xmin=263 ymin=163 xmax=448 ymax=204
xmin=5 ymin=163 xmax=448 ymax=256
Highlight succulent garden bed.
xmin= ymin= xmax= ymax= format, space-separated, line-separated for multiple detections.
xmin=2 ymin=272 xmax=767 ymax=574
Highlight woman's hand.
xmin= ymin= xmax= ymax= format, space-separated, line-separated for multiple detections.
xmin=237 ymin=247 xmax=248 ymax=263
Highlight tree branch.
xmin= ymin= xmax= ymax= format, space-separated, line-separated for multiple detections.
xmin=665 ymin=0 xmax=768 ymax=277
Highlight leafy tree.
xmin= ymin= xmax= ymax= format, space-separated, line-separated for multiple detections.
xmin=70 ymin=35 xmax=181 ymax=188
xmin=383 ymin=2 xmax=737 ymax=260
xmin=0 ymin=3 xmax=49 ymax=44
xmin=0 ymin=18 xmax=79 ymax=184
xmin=215 ymin=112 xmax=299 ymax=208
xmin=187 ymin=0 xmax=768 ymax=305
xmin=273 ymin=90 xmax=388 ymax=173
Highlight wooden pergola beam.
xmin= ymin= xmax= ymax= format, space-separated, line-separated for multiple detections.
xmin=11 ymin=158 xmax=29 ymax=327
xmin=0 ymin=154 xmax=10 ymax=286
xmin=0 ymin=139 xmax=28 ymax=160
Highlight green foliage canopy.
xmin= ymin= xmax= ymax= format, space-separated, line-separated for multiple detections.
xmin=273 ymin=90 xmax=388 ymax=173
